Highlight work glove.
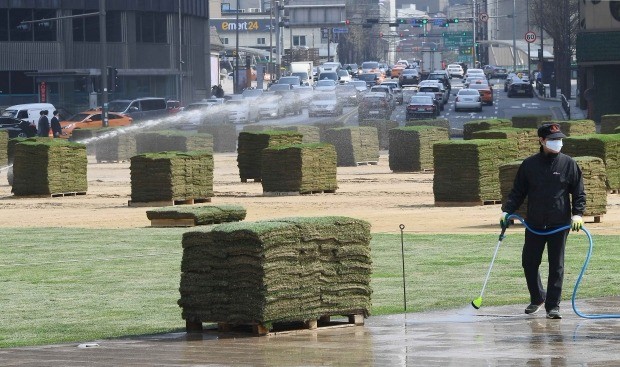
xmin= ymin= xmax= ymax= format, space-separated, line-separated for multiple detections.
xmin=499 ymin=212 xmax=510 ymax=228
xmin=571 ymin=215 xmax=584 ymax=232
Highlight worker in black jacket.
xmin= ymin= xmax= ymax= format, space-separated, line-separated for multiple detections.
xmin=500 ymin=123 xmax=586 ymax=320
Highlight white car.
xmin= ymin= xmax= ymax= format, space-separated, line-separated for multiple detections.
xmin=447 ymin=64 xmax=464 ymax=78
xmin=337 ymin=69 xmax=352 ymax=84
xmin=257 ymin=92 xmax=285 ymax=119
xmin=308 ymin=92 xmax=343 ymax=117
xmin=314 ymin=79 xmax=337 ymax=91
xmin=225 ymin=99 xmax=260 ymax=124
xmin=465 ymin=68 xmax=486 ymax=80
xmin=454 ymin=88 xmax=482 ymax=112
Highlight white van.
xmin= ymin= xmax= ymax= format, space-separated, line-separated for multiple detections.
xmin=1 ymin=103 xmax=56 ymax=125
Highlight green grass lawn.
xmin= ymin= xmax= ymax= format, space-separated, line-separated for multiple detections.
xmin=1 ymin=227 xmax=618 ymax=348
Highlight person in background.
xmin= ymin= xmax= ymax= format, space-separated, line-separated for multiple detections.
xmin=37 ymin=110 xmax=50 ymax=137
xmin=500 ymin=123 xmax=586 ymax=320
xmin=50 ymin=110 xmax=62 ymax=138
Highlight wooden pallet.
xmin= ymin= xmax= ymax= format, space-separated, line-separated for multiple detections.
xmin=240 ymin=178 xmax=262 ymax=183
xmin=128 ymin=197 xmax=211 ymax=207
xmin=263 ymin=190 xmax=337 ymax=196
xmin=609 ymin=189 xmax=619 ymax=194
xmin=435 ymin=200 xmax=501 ymax=207
xmin=356 ymin=161 xmax=379 ymax=166
xmin=50 ymin=191 xmax=87 ymax=198
xmin=150 ymin=218 xmax=196 ymax=227
xmin=96 ymin=160 xmax=127 ymax=163
xmin=186 ymin=314 xmax=365 ymax=336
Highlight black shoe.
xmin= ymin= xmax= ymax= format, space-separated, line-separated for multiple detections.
xmin=525 ymin=302 xmax=545 ymax=314
xmin=547 ymin=307 xmax=562 ymax=319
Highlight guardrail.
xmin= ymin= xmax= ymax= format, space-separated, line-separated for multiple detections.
xmin=561 ymin=94 xmax=570 ymax=120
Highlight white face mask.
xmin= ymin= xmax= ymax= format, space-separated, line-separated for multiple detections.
xmin=545 ymin=139 xmax=563 ymax=153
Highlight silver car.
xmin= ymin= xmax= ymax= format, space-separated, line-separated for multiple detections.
xmin=454 ymin=88 xmax=482 ymax=112
xmin=226 ymin=98 xmax=260 ymax=123
xmin=308 ymin=92 xmax=343 ymax=117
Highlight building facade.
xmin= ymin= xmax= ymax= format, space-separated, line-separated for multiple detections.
xmin=0 ymin=0 xmax=212 ymax=111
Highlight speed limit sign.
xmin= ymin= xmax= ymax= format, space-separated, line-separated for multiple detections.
xmin=525 ymin=31 xmax=537 ymax=43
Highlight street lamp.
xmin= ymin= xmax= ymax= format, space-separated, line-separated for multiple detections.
xmin=512 ymin=0 xmax=517 ymax=72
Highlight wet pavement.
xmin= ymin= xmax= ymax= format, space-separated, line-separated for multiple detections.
xmin=1 ymin=297 xmax=618 ymax=366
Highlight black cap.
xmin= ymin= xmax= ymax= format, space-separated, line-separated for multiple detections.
xmin=538 ymin=123 xmax=566 ymax=139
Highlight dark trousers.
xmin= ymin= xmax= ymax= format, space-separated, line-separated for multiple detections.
xmin=521 ymin=228 xmax=569 ymax=311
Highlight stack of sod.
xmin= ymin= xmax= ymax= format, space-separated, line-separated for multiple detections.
xmin=563 ymin=134 xmax=620 ymax=190
xmin=600 ymin=115 xmax=620 ymax=134
xmin=388 ymin=126 xmax=449 ymax=172
xmin=463 ymin=119 xmax=511 ymax=140
xmin=197 ymin=124 xmax=237 ymax=153
xmin=7 ymin=137 xmax=33 ymax=186
xmin=358 ymin=119 xmax=399 ymax=150
xmin=498 ymin=160 xmax=527 ymax=219
xmin=130 ymin=151 xmax=214 ymax=203
xmin=237 ymin=131 xmax=303 ymax=182
xmin=146 ymin=204 xmax=246 ymax=225
xmin=261 ymin=143 xmax=337 ymax=194
xmin=69 ymin=128 xmax=99 ymax=155
xmin=12 ymin=138 xmax=87 ymax=196
xmin=471 ymin=128 xmax=539 ymax=158
xmin=323 ymin=127 xmax=380 ymax=166
xmin=178 ymin=216 xmax=372 ymax=326
xmin=554 ymin=120 xmax=597 ymax=136
xmin=243 ymin=124 xmax=274 ymax=132
xmin=314 ymin=121 xmax=345 ymax=142
xmin=433 ymin=139 xmax=519 ymax=203
xmin=616 ymin=126 xmax=620 ymax=134
xmin=574 ymin=156 xmax=608 ymax=217
xmin=135 ymin=131 xmax=214 ymax=154
xmin=273 ymin=125 xmax=321 ymax=144
xmin=405 ymin=118 xmax=450 ymax=129
xmin=511 ymin=114 xmax=552 ymax=129
xmin=95 ymin=127 xmax=137 ymax=162
xmin=0 ymin=130 xmax=8 ymax=167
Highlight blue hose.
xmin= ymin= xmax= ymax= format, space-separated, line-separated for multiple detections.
xmin=507 ymin=214 xmax=620 ymax=319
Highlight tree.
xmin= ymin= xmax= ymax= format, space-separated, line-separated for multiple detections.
xmin=529 ymin=0 xmax=578 ymax=98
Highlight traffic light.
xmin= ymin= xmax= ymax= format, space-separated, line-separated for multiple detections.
xmin=442 ymin=20 xmax=450 ymax=27
xmin=399 ymin=32 xmax=404 ymax=38
xmin=398 ymin=18 xmax=406 ymax=24
xmin=451 ymin=18 xmax=459 ymax=23
xmin=379 ymin=32 xmax=383 ymax=38
xmin=345 ymin=19 xmax=350 ymax=25
xmin=107 ymin=66 xmax=118 ymax=92
xmin=421 ymin=19 xmax=427 ymax=24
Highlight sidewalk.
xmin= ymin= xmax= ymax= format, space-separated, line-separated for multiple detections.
xmin=535 ymin=79 xmax=587 ymax=120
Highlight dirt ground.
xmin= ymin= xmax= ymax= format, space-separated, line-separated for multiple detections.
xmin=1 ymin=152 xmax=619 ymax=235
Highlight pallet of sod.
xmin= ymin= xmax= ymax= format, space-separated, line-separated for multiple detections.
xmin=462 ymin=118 xmax=511 ymax=140
xmin=600 ymin=114 xmax=620 ymax=134
xmin=471 ymin=127 xmax=539 ymax=159
xmin=198 ymin=124 xmax=237 ymax=152
xmin=95 ymin=127 xmax=137 ymax=162
xmin=388 ymin=126 xmax=449 ymax=172
xmin=359 ymin=119 xmax=399 ymax=150
xmin=563 ymin=134 xmax=620 ymax=191
xmin=574 ymin=156 xmax=607 ymax=217
xmin=130 ymin=151 xmax=213 ymax=204
xmin=261 ymin=143 xmax=337 ymax=194
xmin=146 ymin=204 xmax=246 ymax=227
xmin=511 ymin=114 xmax=552 ymax=129
xmin=136 ymin=130 xmax=214 ymax=154
xmin=323 ymin=127 xmax=379 ymax=166
xmin=12 ymin=138 xmax=87 ymax=196
xmin=69 ymin=128 xmax=99 ymax=155
xmin=553 ymin=120 xmax=597 ymax=137
xmin=179 ymin=216 xmax=372 ymax=329
xmin=0 ymin=129 xmax=8 ymax=167
xmin=237 ymin=131 xmax=303 ymax=182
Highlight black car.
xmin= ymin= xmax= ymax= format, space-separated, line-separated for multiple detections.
xmin=0 ymin=117 xmax=37 ymax=138
xmin=398 ymin=69 xmax=420 ymax=87
xmin=406 ymin=95 xmax=438 ymax=120
xmin=426 ymin=72 xmax=451 ymax=93
xmin=415 ymin=91 xmax=442 ymax=113
xmin=507 ymin=81 xmax=534 ymax=98
xmin=357 ymin=72 xmax=381 ymax=87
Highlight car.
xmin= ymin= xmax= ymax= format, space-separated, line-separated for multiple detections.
xmin=335 ymin=83 xmax=360 ymax=106
xmin=0 ymin=117 xmax=37 ymax=138
xmin=398 ymin=68 xmax=420 ymax=87
xmin=361 ymin=61 xmax=380 ymax=74
xmin=396 ymin=59 xmax=410 ymax=68
xmin=357 ymin=72 xmax=382 ymax=87
xmin=389 ymin=64 xmax=406 ymax=79
xmin=180 ymin=99 xmax=229 ymax=129
xmin=454 ymin=88 xmax=483 ymax=112
xmin=317 ymin=71 xmax=339 ymax=82
xmin=415 ymin=91 xmax=442 ymax=112
xmin=290 ymin=72 xmax=310 ymax=86
xmin=268 ymin=83 xmax=292 ymax=91
xmin=380 ymin=81 xmax=403 ymax=105
xmin=318 ymin=62 xmax=341 ymax=73
xmin=351 ymin=80 xmax=369 ymax=94
xmin=342 ymin=63 xmax=359 ymax=77
xmin=507 ymin=81 xmax=534 ymax=98
xmin=1 ymin=103 xmax=56 ymax=126
xmin=241 ymin=88 xmax=264 ymax=100
xmin=483 ymin=65 xmax=508 ymax=79
xmin=166 ymin=100 xmax=182 ymax=114
xmin=274 ymin=89 xmax=303 ymax=115
xmin=369 ymin=85 xmax=396 ymax=109
xmin=464 ymin=75 xmax=488 ymax=88
xmin=406 ymin=95 xmax=438 ymax=120
xmin=446 ymin=63 xmax=464 ymax=78
xmin=337 ymin=69 xmax=352 ymax=84
xmin=294 ymin=85 xmax=314 ymax=108
xmin=58 ymin=110 xmax=133 ymax=138
xmin=464 ymin=68 xmax=486 ymax=80
xmin=358 ymin=92 xmax=393 ymax=121
xmin=277 ymin=76 xmax=301 ymax=87
xmin=504 ymin=74 xmax=526 ymax=92
xmin=417 ymin=82 xmax=446 ymax=108
xmin=468 ymin=82 xmax=494 ymax=105
xmin=314 ymin=79 xmax=337 ymax=91
xmin=426 ymin=71 xmax=451 ymax=93
xmin=225 ymin=99 xmax=260 ymax=123
xmin=108 ymin=98 xmax=168 ymax=121
xmin=257 ymin=92 xmax=285 ymax=119
xmin=308 ymin=92 xmax=343 ymax=117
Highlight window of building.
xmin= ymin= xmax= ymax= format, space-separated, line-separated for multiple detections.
xmin=73 ymin=10 xmax=122 ymax=42
xmin=257 ymin=37 xmax=265 ymax=45
xmin=10 ymin=9 xmax=33 ymax=41
xmin=11 ymin=71 xmax=36 ymax=95
xmin=0 ymin=9 xmax=8 ymax=41
xmin=136 ymin=12 xmax=167 ymax=43
xmin=293 ymin=35 xmax=306 ymax=47
xmin=106 ymin=11 xmax=122 ymax=42
xmin=221 ymin=38 xmax=229 ymax=45
xmin=0 ymin=71 xmax=9 ymax=94
xmin=33 ymin=9 xmax=56 ymax=41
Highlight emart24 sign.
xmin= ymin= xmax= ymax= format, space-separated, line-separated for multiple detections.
xmin=211 ymin=19 xmax=273 ymax=33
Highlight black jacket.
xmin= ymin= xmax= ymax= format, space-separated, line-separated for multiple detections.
xmin=50 ymin=116 xmax=62 ymax=135
xmin=37 ymin=116 xmax=50 ymax=137
xmin=502 ymin=149 xmax=586 ymax=229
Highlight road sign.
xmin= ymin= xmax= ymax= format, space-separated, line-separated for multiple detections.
xmin=524 ymin=31 xmax=537 ymax=43
xmin=332 ymin=27 xmax=349 ymax=34
xmin=479 ymin=13 xmax=489 ymax=22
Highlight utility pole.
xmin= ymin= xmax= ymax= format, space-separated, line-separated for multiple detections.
xmin=526 ymin=0 xmax=531 ymax=76
xmin=178 ymin=0 xmax=183 ymax=103
xmin=512 ymin=0 xmax=517 ymax=72
xmin=234 ymin=0 xmax=240 ymax=94
xmin=99 ymin=0 xmax=108 ymax=127
xmin=472 ymin=0 xmax=477 ymax=68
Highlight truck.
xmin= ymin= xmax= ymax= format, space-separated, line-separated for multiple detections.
xmin=420 ymin=50 xmax=442 ymax=79
xmin=290 ymin=61 xmax=313 ymax=85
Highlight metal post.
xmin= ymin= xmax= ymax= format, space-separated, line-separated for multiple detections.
xmin=512 ymin=0 xmax=516 ymax=72
xmin=99 ymin=0 xmax=108 ymax=127
xmin=275 ymin=1 xmax=281 ymax=79
xmin=234 ymin=0 xmax=240 ymax=95
xmin=269 ymin=0 xmax=273 ymax=83
xmin=472 ymin=0 xmax=477 ymax=68
xmin=205 ymin=2 xmax=211 ymax=92
xmin=178 ymin=0 xmax=183 ymax=103
xmin=327 ymin=28 xmax=331 ymax=62
xmin=526 ymin=0 xmax=531 ymax=77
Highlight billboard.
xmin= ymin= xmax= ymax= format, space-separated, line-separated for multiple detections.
xmin=210 ymin=19 xmax=274 ymax=33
